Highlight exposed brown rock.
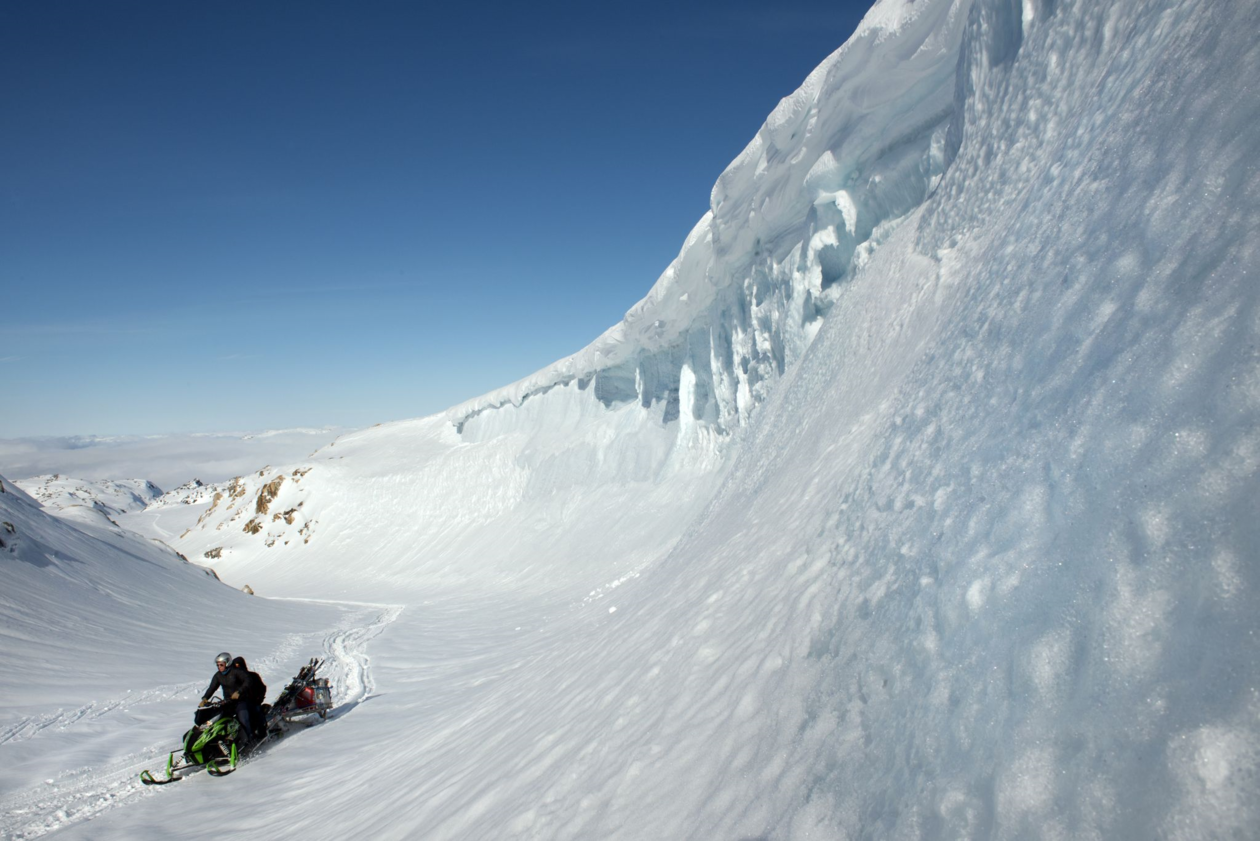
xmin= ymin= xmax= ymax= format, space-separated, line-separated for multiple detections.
xmin=198 ymin=491 xmax=225 ymax=526
xmin=243 ymin=518 xmax=263 ymax=535
xmin=205 ymin=547 xmax=223 ymax=559
xmin=255 ymin=476 xmax=285 ymax=515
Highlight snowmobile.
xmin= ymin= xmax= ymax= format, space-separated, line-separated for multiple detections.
xmin=139 ymin=702 xmax=248 ymax=785
xmin=140 ymin=657 xmax=333 ymax=785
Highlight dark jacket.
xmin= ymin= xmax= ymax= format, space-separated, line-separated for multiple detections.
xmin=230 ymin=656 xmax=268 ymax=705
xmin=202 ymin=657 xmax=267 ymax=705
xmin=202 ymin=662 xmax=250 ymax=702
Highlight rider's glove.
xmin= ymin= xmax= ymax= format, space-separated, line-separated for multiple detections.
xmin=198 ymin=699 xmax=208 ymax=707
xmin=230 ymin=691 xmax=240 ymax=700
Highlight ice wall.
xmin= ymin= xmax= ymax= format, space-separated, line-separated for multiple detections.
xmin=166 ymin=0 xmax=983 ymax=594
xmin=620 ymin=0 xmax=1260 ymax=835
xmin=449 ymin=0 xmax=971 ymax=445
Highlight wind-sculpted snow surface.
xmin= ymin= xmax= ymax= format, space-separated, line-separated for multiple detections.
xmin=9 ymin=0 xmax=1260 ymax=837
xmin=635 ymin=0 xmax=1260 ymax=835
xmin=164 ymin=402 xmax=728 ymax=598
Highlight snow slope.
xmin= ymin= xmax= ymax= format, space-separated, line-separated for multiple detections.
xmin=5 ymin=0 xmax=1260 ymax=838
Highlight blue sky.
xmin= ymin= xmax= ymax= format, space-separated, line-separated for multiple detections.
xmin=1 ymin=0 xmax=875 ymax=437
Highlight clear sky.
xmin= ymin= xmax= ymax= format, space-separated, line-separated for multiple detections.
xmin=1 ymin=0 xmax=875 ymax=437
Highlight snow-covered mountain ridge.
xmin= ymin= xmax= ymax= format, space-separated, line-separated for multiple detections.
xmin=15 ymin=475 xmax=162 ymax=519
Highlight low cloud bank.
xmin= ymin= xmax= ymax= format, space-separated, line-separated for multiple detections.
xmin=0 ymin=428 xmax=349 ymax=490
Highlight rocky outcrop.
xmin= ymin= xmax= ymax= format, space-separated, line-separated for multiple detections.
xmin=255 ymin=477 xmax=285 ymax=516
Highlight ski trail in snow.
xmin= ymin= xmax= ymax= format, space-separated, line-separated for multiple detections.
xmin=0 ymin=603 xmax=401 ymax=840
xmin=0 ymin=742 xmax=174 ymax=840
xmin=286 ymin=601 xmax=403 ymax=718
xmin=0 ymin=635 xmax=312 ymax=751
xmin=0 ymin=682 xmax=199 ymax=747
xmin=0 ymin=633 xmax=309 ymax=751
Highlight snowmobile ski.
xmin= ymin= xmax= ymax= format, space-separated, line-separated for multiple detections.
xmin=139 ymin=768 xmax=178 ymax=786
xmin=205 ymin=757 xmax=237 ymax=777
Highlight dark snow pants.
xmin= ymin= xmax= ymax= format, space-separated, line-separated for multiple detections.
xmin=234 ymin=700 xmax=266 ymax=740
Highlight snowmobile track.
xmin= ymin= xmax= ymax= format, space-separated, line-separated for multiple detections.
xmin=0 ymin=682 xmax=200 ymax=748
xmin=320 ymin=603 xmax=403 ymax=714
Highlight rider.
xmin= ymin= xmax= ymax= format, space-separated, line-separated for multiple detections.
xmin=200 ymin=652 xmax=267 ymax=741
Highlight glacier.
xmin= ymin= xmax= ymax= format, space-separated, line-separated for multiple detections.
xmin=3 ymin=0 xmax=1259 ymax=838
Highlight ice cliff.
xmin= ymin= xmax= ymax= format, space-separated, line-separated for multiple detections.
xmin=448 ymin=0 xmax=970 ymax=444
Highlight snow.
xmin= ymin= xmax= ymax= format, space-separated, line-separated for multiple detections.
xmin=0 ymin=472 xmax=351 ymax=827
xmin=3 ymin=0 xmax=1259 ymax=837
xmin=12 ymin=476 xmax=163 ymax=534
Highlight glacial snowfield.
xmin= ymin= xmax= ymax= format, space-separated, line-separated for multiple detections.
xmin=3 ymin=0 xmax=1258 ymax=838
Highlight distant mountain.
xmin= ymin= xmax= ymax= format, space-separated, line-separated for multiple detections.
xmin=145 ymin=478 xmax=215 ymax=508
xmin=15 ymin=474 xmax=163 ymax=522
